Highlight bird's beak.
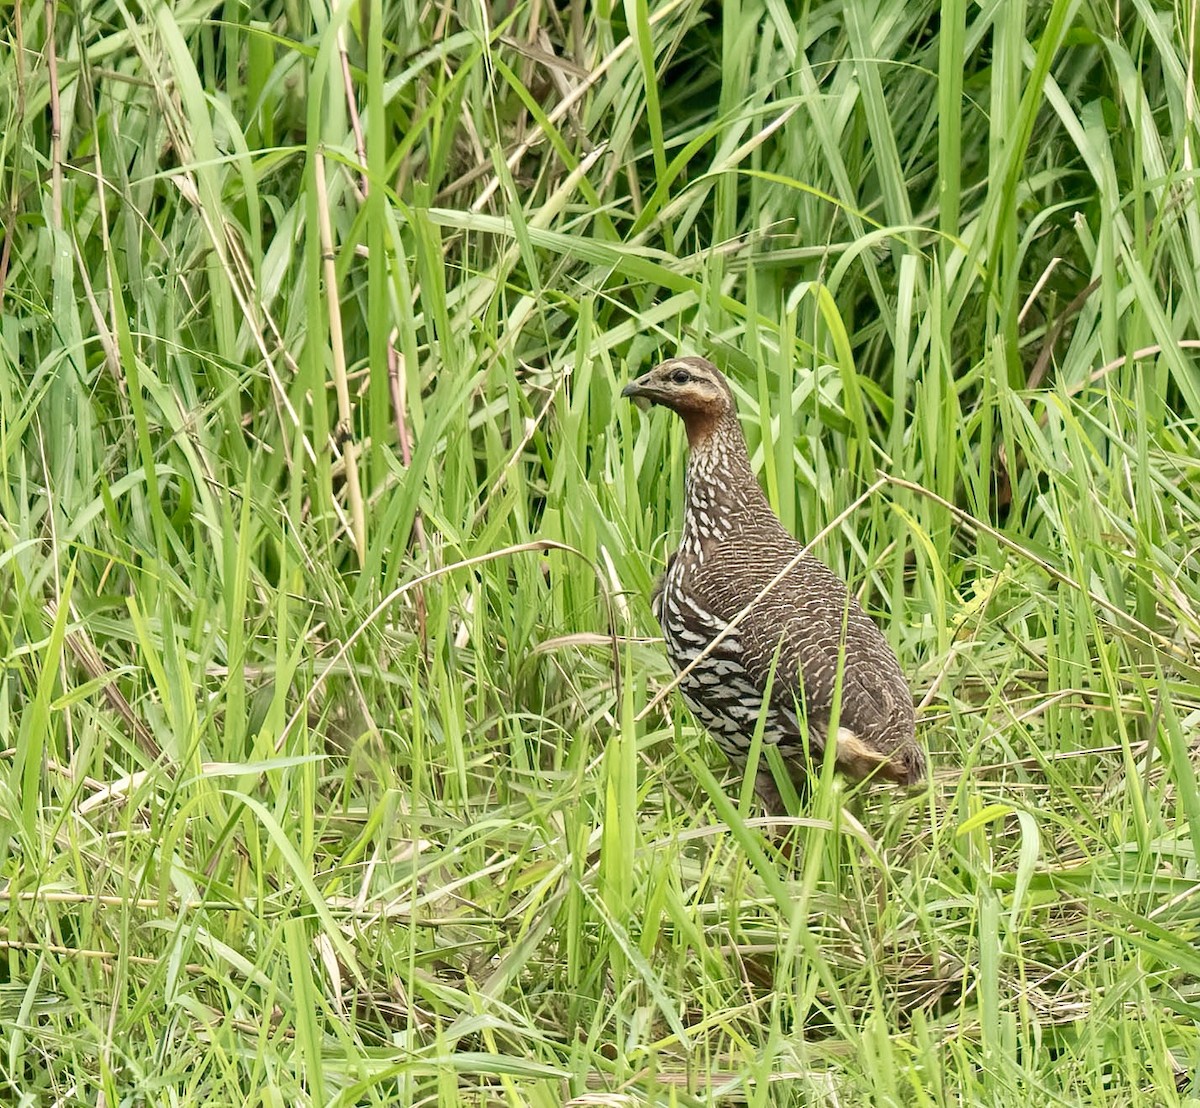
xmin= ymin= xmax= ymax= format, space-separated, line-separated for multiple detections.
xmin=621 ymin=372 xmax=656 ymax=407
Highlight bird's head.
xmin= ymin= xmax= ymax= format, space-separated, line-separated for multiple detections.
xmin=620 ymin=356 xmax=736 ymax=446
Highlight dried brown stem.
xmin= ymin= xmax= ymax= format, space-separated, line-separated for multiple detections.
xmin=338 ymin=26 xmax=368 ymax=199
xmin=44 ymin=599 xmax=164 ymax=763
xmin=0 ymin=0 xmax=26 ymax=307
xmin=387 ymin=336 xmax=428 ymax=654
xmin=45 ymin=0 xmax=63 ymax=231
xmin=314 ymin=148 xmax=367 ymax=564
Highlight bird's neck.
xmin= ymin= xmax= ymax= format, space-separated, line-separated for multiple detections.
xmin=681 ymin=414 xmax=773 ymax=543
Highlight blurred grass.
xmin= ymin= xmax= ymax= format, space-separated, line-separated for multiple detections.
xmin=1 ymin=0 xmax=1199 ymax=1103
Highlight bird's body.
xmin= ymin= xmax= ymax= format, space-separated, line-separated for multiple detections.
xmin=623 ymin=356 xmax=925 ymax=809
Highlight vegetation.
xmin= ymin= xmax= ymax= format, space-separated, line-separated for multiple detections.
xmin=1 ymin=0 xmax=1198 ymax=1102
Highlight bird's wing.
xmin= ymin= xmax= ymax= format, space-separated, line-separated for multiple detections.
xmin=650 ymin=551 xmax=677 ymax=621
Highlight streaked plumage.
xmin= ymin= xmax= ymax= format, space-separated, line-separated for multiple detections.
xmin=623 ymin=356 xmax=925 ymax=810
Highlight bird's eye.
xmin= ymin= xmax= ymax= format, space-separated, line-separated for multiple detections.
xmin=671 ymin=369 xmax=691 ymax=385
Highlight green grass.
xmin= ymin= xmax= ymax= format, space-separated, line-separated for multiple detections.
xmin=2 ymin=0 xmax=1199 ymax=1102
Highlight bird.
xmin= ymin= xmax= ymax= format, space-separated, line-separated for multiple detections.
xmin=622 ymin=355 xmax=926 ymax=811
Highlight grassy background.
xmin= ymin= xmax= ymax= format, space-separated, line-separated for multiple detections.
xmin=2 ymin=0 xmax=1199 ymax=1102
